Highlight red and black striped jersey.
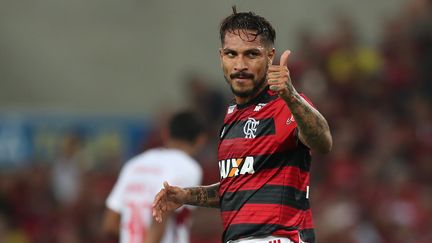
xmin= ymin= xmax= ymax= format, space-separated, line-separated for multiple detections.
xmin=218 ymin=88 xmax=315 ymax=243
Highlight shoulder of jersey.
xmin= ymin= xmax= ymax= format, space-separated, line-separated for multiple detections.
xmin=225 ymin=90 xmax=281 ymax=115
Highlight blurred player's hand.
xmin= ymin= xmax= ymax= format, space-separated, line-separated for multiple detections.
xmin=152 ymin=181 xmax=187 ymax=223
xmin=267 ymin=50 xmax=297 ymax=101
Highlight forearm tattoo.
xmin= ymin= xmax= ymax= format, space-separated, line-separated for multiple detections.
xmin=184 ymin=183 xmax=220 ymax=208
xmin=284 ymin=86 xmax=332 ymax=153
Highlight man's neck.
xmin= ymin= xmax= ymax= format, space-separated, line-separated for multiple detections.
xmin=235 ymin=85 xmax=267 ymax=105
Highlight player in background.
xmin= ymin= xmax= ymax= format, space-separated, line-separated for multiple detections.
xmin=152 ymin=7 xmax=332 ymax=243
xmin=103 ymin=110 xmax=206 ymax=243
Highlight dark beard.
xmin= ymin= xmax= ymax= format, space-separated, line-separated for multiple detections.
xmin=224 ymin=74 xmax=267 ymax=98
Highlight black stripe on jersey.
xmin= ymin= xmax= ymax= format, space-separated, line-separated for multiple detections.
xmin=220 ymin=118 xmax=275 ymax=140
xmin=300 ymin=228 xmax=316 ymax=243
xmin=223 ymin=223 xmax=298 ymax=243
xmin=252 ymin=148 xmax=311 ymax=172
xmin=221 ymin=185 xmax=310 ymax=212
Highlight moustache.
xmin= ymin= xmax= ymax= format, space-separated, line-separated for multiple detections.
xmin=230 ymin=72 xmax=254 ymax=80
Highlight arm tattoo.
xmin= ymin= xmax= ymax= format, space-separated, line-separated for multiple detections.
xmin=184 ymin=183 xmax=220 ymax=208
xmin=284 ymin=85 xmax=332 ymax=153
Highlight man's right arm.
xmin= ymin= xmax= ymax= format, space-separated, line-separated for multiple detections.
xmin=152 ymin=182 xmax=220 ymax=223
xmin=184 ymin=183 xmax=220 ymax=208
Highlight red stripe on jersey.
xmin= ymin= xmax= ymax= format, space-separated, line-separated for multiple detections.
xmin=221 ymin=204 xmax=304 ymax=229
xmin=218 ymin=135 xmax=298 ymax=159
xmin=220 ymin=166 xmax=310 ymax=194
xmin=301 ymin=209 xmax=315 ymax=229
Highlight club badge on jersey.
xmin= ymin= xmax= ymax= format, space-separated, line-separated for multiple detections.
xmin=243 ymin=118 xmax=260 ymax=138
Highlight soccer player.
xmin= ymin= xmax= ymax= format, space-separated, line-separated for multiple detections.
xmin=152 ymin=7 xmax=332 ymax=243
xmin=103 ymin=111 xmax=206 ymax=243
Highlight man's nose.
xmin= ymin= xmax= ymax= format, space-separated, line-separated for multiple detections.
xmin=234 ymin=57 xmax=248 ymax=72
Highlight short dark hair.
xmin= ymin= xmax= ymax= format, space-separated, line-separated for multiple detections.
xmin=168 ymin=110 xmax=205 ymax=143
xmin=219 ymin=6 xmax=276 ymax=47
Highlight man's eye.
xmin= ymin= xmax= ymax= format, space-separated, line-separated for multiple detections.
xmin=248 ymin=52 xmax=259 ymax=58
xmin=226 ymin=52 xmax=235 ymax=58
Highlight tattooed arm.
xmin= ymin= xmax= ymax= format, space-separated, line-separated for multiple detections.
xmin=184 ymin=183 xmax=220 ymax=208
xmin=283 ymin=91 xmax=332 ymax=153
xmin=268 ymin=50 xmax=332 ymax=153
xmin=152 ymin=182 xmax=220 ymax=223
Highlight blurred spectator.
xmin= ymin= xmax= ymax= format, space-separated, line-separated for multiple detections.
xmin=51 ymin=132 xmax=86 ymax=206
xmin=103 ymin=110 xmax=205 ymax=243
xmin=326 ymin=14 xmax=382 ymax=86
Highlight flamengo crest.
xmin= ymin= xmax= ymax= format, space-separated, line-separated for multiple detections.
xmin=243 ymin=117 xmax=259 ymax=138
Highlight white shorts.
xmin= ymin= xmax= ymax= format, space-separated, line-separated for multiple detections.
xmin=227 ymin=235 xmax=294 ymax=243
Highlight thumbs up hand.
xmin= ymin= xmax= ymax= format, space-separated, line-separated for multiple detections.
xmin=267 ymin=50 xmax=298 ymax=102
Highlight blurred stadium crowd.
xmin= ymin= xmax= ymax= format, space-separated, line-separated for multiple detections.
xmin=1 ymin=1 xmax=431 ymax=242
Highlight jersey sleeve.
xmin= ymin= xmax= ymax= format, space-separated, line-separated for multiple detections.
xmin=279 ymin=93 xmax=316 ymax=148
xmin=106 ymin=165 xmax=130 ymax=212
xmin=299 ymin=93 xmax=315 ymax=108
